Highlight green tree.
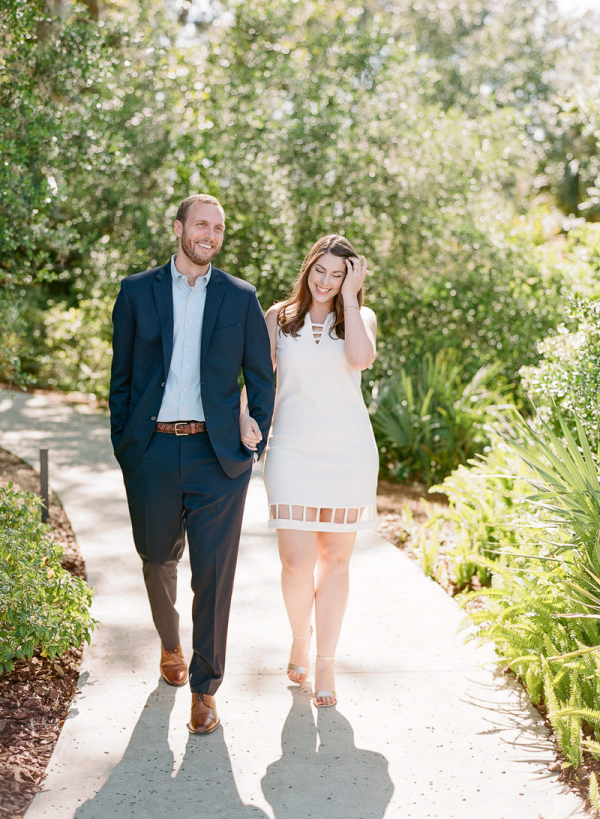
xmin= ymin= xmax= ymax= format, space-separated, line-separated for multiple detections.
xmin=4 ymin=0 xmax=600 ymax=397
xmin=0 ymin=0 xmax=181 ymax=385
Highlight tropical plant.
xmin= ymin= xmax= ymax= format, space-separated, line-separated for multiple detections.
xmin=371 ymin=348 xmax=508 ymax=485
xmin=466 ymin=555 xmax=600 ymax=771
xmin=504 ymin=411 xmax=600 ymax=619
xmin=412 ymin=405 xmax=600 ymax=769
xmin=470 ymin=412 xmax=600 ymax=768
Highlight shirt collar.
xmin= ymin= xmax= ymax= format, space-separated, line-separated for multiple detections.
xmin=171 ymin=254 xmax=212 ymax=289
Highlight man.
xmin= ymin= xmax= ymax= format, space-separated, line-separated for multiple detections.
xmin=109 ymin=194 xmax=274 ymax=734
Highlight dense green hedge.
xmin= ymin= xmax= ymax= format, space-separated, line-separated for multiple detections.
xmin=0 ymin=485 xmax=95 ymax=673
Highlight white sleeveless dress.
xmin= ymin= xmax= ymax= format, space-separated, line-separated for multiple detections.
xmin=263 ymin=311 xmax=379 ymax=532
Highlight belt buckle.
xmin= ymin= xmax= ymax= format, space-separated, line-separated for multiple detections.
xmin=174 ymin=422 xmax=189 ymax=436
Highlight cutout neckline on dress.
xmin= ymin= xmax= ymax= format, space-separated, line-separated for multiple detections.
xmin=309 ymin=312 xmax=332 ymax=345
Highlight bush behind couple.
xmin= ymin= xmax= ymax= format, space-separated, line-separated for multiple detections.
xmin=109 ymin=193 xmax=378 ymax=733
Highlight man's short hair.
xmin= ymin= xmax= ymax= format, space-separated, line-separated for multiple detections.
xmin=176 ymin=194 xmax=225 ymax=225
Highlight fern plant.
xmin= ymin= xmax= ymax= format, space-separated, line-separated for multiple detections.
xmin=464 ymin=552 xmax=600 ymax=767
xmin=589 ymin=771 xmax=600 ymax=812
xmin=409 ymin=434 xmax=534 ymax=592
xmin=414 ymin=406 xmax=600 ymax=768
xmin=458 ymin=410 xmax=600 ymax=767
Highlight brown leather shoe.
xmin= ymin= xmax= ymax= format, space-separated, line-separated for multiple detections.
xmin=188 ymin=693 xmax=220 ymax=735
xmin=159 ymin=644 xmax=188 ymax=687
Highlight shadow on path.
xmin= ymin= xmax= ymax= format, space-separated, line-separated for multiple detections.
xmin=262 ymin=686 xmax=393 ymax=819
xmin=464 ymin=669 xmax=566 ymax=778
xmin=75 ymin=684 xmax=267 ymax=819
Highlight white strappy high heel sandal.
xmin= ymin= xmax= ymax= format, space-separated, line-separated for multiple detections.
xmin=313 ymin=655 xmax=337 ymax=707
xmin=287 ymin=626 xmax=312 ymax=683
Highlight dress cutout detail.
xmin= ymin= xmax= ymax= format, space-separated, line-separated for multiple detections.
xmin=311 ymin=321 xmax=324 ymax=344
xmin=263 ymin=312 xmax=378 ymax=532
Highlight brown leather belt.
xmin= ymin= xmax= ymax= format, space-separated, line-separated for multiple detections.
xmin=155 ymin=421 xmax=206 ymax=436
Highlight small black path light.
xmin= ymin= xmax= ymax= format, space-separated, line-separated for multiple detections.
xmin=40 ymin=448 xmax=49 ymax=522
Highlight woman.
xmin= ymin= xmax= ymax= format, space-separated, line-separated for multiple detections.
xmin=240 ymin=235 xmax=378 ymax=707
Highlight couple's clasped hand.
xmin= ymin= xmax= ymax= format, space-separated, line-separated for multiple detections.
xmin=109 ymin=188 xmax=380 ymax=726
xmin=241 ymin=414 xmax=262 ymax=451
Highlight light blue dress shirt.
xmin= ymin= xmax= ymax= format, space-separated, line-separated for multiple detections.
xmin=157 ymin=255 xmax=211 ymax=422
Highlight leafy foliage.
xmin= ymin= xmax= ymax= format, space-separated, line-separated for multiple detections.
xmin=0 ymin=0 xmax=178 ymax=387
xmin=4 ymin=0 xmax=600 ymax=397
xmin=415 ymin=410 xmax=600 ymax=768
xmin=521 ymin=295 xmax=600 ymax=446
xmin=590 ymin=771 xmax=600 ymax=811
xmin=410 ymin=434 xmax=534 ymax=588
xmin=0 ymin=485 xmax=96 ymax=673
xmin=505 ymin=412 xmax=600 ymax=610
xmin=188 ymin=0 xmax=573 ymax=384
xmin=371 ymin=349 xmax=507 ymax=485
xmin=36 ymin=294 xmax=114 ymax=398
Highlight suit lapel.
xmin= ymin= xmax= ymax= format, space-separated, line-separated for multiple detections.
xmin=201 ymin=266 xmax=225 ymax=367
xmin=153 ymin=262 xmax=174 ymax=380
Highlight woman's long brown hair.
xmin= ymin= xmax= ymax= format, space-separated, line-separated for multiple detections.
xmin=278 ymin=235 xmax=363 ymax=339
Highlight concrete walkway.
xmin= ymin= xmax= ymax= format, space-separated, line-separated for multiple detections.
xmin=0 ymin=387 xmax=587 ymax=819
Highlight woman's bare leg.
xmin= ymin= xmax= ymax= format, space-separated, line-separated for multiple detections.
xmin=313 ymin=531 xmax=357 ymax=704
xmin=278 ymin=529 xmax=318 ymax=682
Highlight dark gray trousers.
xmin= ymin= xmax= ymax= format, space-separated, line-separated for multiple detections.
xmin=123 ymin=430 xmax=250 ymax=694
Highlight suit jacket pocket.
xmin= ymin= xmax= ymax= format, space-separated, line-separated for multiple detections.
xmin=211 ymin=323 xmax=242 ymax=338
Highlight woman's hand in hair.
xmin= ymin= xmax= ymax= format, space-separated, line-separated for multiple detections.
xmin=341 ymin=255 xmax=368 ymax=303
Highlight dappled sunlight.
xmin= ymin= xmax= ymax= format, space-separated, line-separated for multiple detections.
xmin=3 ymin=0 xmax=600 ymax=812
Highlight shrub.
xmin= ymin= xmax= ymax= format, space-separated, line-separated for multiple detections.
xmin=0 ymin=485 xmax=96 ymax=673
xmin=411 ymin=434 xmax=533 ymax=590
xmin=370 ymin=348 xmax=508 ymax=485
xmin=36 ymin=295 xmax=114 ymax=400
xmin=520 ymin=297 xmax=600 ymax=445
xmin=466 ymin=553 xmax=600 ymax=771
xmin=417 ymin=411 xmax=600 ymax=768
xmin=463 ymin=413 xmax=600 ymax=768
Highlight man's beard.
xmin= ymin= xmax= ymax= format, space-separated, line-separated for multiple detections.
xmin=180 ymin=228 xmax=220 ymax=266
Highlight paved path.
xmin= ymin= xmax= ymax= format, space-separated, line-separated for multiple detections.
xmin=0 ymin=388 xmax=587 ymax=819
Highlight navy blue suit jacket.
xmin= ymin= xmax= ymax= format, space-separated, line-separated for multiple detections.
xmin=109 ymin=261 xmax=274 ymax=478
